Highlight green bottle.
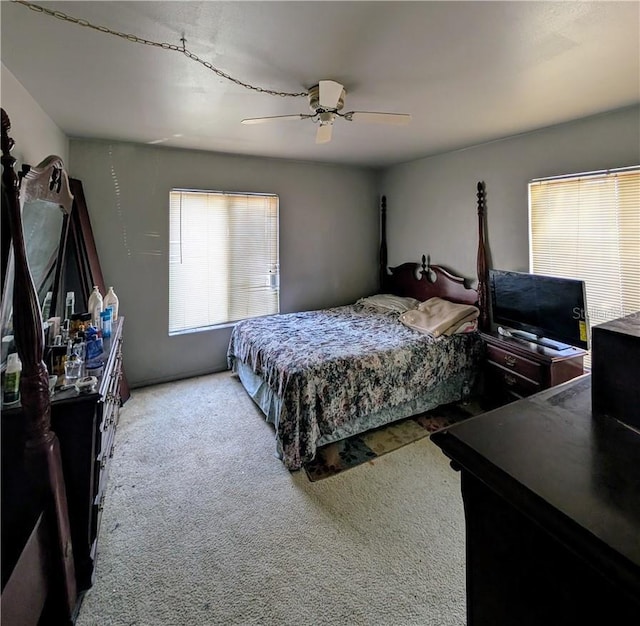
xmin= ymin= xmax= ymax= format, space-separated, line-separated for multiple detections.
xmin=3 ymin=353 xmax=21 ymax=405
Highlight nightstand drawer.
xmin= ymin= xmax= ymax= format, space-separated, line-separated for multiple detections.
xmin=486 ymin=362 xmax=541 ymax=398
xmin=486 ymin=344 xmax=542 ymax=383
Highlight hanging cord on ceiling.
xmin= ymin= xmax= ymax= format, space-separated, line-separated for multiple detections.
xmin=12 ymin=0 xmax=309 ymax=98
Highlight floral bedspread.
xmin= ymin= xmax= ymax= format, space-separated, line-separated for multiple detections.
xmin=227 ymin=305 xmax=482 ymax=469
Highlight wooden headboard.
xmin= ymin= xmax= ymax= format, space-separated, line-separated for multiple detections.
xmin=379 ymin=182 xmax=489 ymax=328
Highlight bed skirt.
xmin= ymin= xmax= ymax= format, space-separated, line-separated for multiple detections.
xmin=233 ymin=358 xmax=474 ymax=466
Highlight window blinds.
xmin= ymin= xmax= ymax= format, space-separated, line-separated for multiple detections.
xmin=529 ymin=168 xmax=640 ymax=365
xmin=169 ymin=190 xmax=279 ymax=334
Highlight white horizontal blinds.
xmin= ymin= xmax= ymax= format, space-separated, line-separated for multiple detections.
xmin=169 ymin=190 xmax=279 ymax=333
xmin=227 ymin=194 xmax=279 ymax=323
xmin=617 ymin=172 xmax=640 ymax=313
xmin=529 ymin=169 xmax=640 ymax=365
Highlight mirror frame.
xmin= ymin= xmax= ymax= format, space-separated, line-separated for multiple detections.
xmin=19 ymin=155 xmax=74 ymax=318
xmin=0 ymin=156 xmax=73 ymax=367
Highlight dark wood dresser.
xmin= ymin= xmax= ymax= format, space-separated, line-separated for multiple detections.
xmin=431 ymin=375 xmax=640 ymax=626
xmin=2 ymin=317 xmax=124 ymax=591
xmin=481 ymin=330 xmax=586 ymax=406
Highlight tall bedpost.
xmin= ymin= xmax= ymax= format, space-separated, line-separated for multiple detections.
xmin=476 ymin=181 xmax=489 ymax=330
xmin=1 ymin=108 xmax=77 ymax=619
xmin=379 ymin=195 xmax=388 ymax=292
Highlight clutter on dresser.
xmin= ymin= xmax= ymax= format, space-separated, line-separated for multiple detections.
xmin=35 ymin=288 xmax=113 ymax=392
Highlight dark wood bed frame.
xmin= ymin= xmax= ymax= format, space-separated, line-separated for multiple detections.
xmin=379 ymin=181 xmax=489 ymax=329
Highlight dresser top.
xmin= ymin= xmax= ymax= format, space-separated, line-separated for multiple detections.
xmin=431 ymin=375 xmax=640 ymax=583
xmin=481 ymin=330 xmax=587 ymax=363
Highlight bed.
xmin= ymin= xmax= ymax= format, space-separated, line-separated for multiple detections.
xmin=228 ymin=184 xmax=489 ymax=470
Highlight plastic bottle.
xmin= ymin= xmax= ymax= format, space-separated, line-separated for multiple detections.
xmin=3 ymin=352 xmax=22 ymax=405
xmin=41 ymin=291 xmax=53 ymax=321
xmin=103 ymin=286 xmax=119 ymax=321
xmin=87 ymin=286 xmax=103 ymax=327
xmin=65 ymin=291 xmax=75 ymax=320
xmin=85 ymin=326 xmax=105 ymax=376
xmin=100 ymin=308 xmax=112 ymax=338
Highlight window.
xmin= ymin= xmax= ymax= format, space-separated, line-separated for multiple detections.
xmin=529 ymin=167 xmax=640 ymax=365
xmin=169 ymin=189 xmax=279 ymax=334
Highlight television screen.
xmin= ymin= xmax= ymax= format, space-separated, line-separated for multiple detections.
xmin=489 ymin=270 xmax=589 ymax=350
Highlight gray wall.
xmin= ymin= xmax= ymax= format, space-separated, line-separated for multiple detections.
xmin=380 ymin=106 xmax=640 ymax=281
xmin=5 ymin=60 xmax=638 ymax=389
xmin=1 ymin=64 xmax=69 ymax=168
xmin=69 ymin=140 xmax=378 ymax=387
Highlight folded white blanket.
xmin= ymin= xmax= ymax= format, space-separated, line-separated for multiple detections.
xmin=400 ymin=297 xmax=479 ymax=337
xmin=442 ymin=316 xmax=478 ymax=336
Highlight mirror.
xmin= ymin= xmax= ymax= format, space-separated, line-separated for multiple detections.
xmin=0 ymin=155 xmax=73 ymax=365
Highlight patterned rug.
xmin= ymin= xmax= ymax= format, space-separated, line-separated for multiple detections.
xmin=304 ymin=399 xmax=485 ymax=481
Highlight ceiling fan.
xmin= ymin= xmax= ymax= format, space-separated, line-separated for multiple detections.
xmin=241 ymin=80 xmax=411 ymax=144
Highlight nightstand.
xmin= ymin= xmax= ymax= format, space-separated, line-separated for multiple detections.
xmin=481 ymin=331 xmax=586 ymax=407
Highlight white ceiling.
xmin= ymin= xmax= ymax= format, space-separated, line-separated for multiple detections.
xmin=2 ymin=1 xmax=639 ymax=168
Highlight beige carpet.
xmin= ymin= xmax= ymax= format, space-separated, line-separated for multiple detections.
xmin=76 ymin=371 xmax=467 ymax=626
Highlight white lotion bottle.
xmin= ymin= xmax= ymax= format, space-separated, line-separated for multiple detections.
xmin=103 ymin=286 xmax=119 ymax=321
xmin=87 ymin=286 xmax=103 ymax=327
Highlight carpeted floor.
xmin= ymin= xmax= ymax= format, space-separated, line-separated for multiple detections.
xmin=76 ymin=371 xmax=469 ymax=626
xmin=304 ymin=399 xmax=484 ymax=481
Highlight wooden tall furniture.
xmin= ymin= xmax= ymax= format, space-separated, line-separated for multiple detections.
xmin=2 ymin=107 xmax=126 ymax=622
xmin=432 ymin=376 xmax=640 ymax=626
xmin=1 ymin=109 xmax=77 ymax=623
xmin=3 ymin=318 xmax=124 ymax=591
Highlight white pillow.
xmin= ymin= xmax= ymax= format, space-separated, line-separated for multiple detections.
xmin=355 ymin=294 xmax=420 ymax=314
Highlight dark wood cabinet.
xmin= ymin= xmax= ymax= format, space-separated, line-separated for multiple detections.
xmin=2 ymin=317 xmax=124 ymax=592
xmin=481 ymin=331 xmax=585 ymax=406
xmin=431 ymin=376 xmax=640 ymax=626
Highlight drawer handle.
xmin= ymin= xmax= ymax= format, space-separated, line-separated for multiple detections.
xmin=504 ymin=354 xmax=517 ymax=367
xmin=504 ymin=373 xmax=517 ymax=386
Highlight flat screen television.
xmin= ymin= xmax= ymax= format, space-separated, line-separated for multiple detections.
xmin=489 ymin=269 xmax=589 ymax=350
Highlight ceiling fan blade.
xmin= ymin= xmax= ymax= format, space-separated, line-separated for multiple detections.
xmin=318 ymin=80 xmax=344 ymax=109
xmin=241 ymin=114 xmax=309 ymax=125
xmin=347 ymin=112 xmax=412 ymax=125
xmin=316 ymin=124 xmax=333 ymax=144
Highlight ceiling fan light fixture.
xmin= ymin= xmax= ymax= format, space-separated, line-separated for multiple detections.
xmin=241 ymin=79 xmax=411 ymax=143
xmin=316 ymin=123 xmax=333 ymax=144
xmin=318 ymin=111 xmax=335 ymax=125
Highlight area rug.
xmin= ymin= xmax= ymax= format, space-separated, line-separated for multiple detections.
xmin=304 ymin=398 xmax=485 ymax=481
